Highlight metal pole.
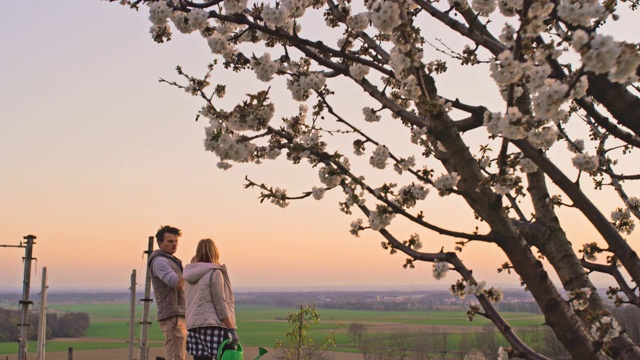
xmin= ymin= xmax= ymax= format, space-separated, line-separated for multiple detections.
xmin=36 ymin=267 xmax=48 ymax=360
xmin=138 ymin=236 xmax=154 ymax=360
xmin=129 ymin=269 xmax=137 ymax=360
xmin=18 ymin=235 xmax=36 ymax=360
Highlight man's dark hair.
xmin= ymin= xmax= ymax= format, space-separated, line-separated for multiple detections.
xmin=156 ymin=225 xmax=182 ymax=244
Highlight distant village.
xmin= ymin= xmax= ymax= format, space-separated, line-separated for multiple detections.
xmin=0 ymin=288 xmax=550 ymax=314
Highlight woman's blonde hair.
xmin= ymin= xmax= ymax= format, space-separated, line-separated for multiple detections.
xmin=194 ymin=238 xmax=220 ymax=264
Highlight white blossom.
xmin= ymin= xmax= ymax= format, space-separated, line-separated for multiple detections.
xmin=370 ymin=1 xmax=402 ymax=34
xmin=449 ymin=0 xmax=470 ymax=10
xmin=528 ymin=126 xmax=557 ymax=150
xmin=609 ymin=44 xmax=640 ymax=84
xmin=282 ymin=0 xmax=312 ymax=18
xmin=497 ymin=347 xmax=508 ymax=360
xmin=187 ymin=8 xmax=209 ymax=32
xmin=149 ymin=1 xmax=172 ymax=25
xmin=400 ymin=75 xmax=421 ymax=100
xmin=572 ymin=153 xmax=599 ymax=173
xmin=224 ymin=0 xmax=248 ymax=15
xmin=591 ymin=316 xmax=622 ymax=343
xmin=466 ymin=280 xmax=486 ymax=296
xmin=568 ymin=139 xmax=585 ymax=153
xmin=394 ymin=156 xmax=416 ymax=174
xmin=347 ymin=12 xmax=370 ymax=31
xmin=434 ymin=172 xmax=461 ymax=191
xmin=389 ymin=48 xmax=412 ymax=75
xmin=319 ymin=166 xmax=342 ymax=187
xmin=251 ymin=53 xmax=279 ymax=82
xmin=410 ymin=126 xmax=428 ymax=144
xmin=518 ymin=158 xmax=538 ymax=173
xmin=363 ymin=107 xmax=381 ymax=122
xmin=432 ymin=260 xmax=449 ymax=280
xmin=262 ymin=5 xmax=289 ymax=28
xmin=557 ymin=0 xmax=606 ymax=27
xmin=207 ymin=32 xmax=231 ymax=54
xmin=583 ymin=34 xmax=621 ymax=75
xmin=472 ymin=0 xmax=497 ymax=16
xmin=628 ymin=197 xmax=640 ymax=209
xmin=349 ymin=63 xmax=370 ymax=80
xmin=368 ymin=205 xmax=395 ymax=231
xmin=532 ymin=79 xmax=569 ymax=121
xmin=569 ymin=287 xmax=592 ymax=311
xmin=311 ymin=186 xmax=326 ymax=200
xmin=350 ymin=218 xmax=364 ymax=236
xmin=490 ymin=51 xmax=524 ymax=86
xmin=270 ymin=188 xmax=289 ymax=208
xmin=571 ymin=29 xmax=590 ymax=52
xmin=370 ymin=145 xmax=390 ymax=169
xmin=498 ymin=0 xmax=523 ymax=16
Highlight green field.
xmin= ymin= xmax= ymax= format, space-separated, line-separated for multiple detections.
xmin=0 ymin=303 xmax=545 ymax=355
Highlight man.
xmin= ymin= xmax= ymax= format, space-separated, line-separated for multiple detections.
xmin=149 ymin=225 xmax=187 ymax=360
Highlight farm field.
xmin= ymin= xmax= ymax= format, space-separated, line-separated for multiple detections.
xmin=0 ymin=303 xmax=545 ymax=357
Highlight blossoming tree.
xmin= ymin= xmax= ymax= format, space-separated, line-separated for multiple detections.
xmin=112 ymin=0 xmax=640 ymax=358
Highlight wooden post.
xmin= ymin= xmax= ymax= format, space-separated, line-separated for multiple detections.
xmin=18 ymin=235 xmax=36 ymax=360
xmin=36 ymin=267 xmax=48 ymax=360
xmin=67 ymin=347 xmax=73 ymax=360
xmin=129 ymin=269 xmax=137 ymax=360
xmin=138 ymin=236 xmax=154 ymax=360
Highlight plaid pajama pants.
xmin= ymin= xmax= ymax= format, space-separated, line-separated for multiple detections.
xmin=186 ymin=326 xmax=228 ymax=357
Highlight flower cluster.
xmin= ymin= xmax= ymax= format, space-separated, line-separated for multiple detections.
xmin=450 ymin=279 xmax=487 ymax=299
xmin=432 ymin=260 xmax=450 ymax=280
xmin=490 ymin=51 xmax=523 ymax=86
xmin=207 ymin=32 xmax=231 ymax=54
xmin=251 ymin=53 xmax=279 ymax=82
xmin=350 ymin=218 xmax=364 ymax=236
xmin=349 ymin=63 xmax=370 ymax=80
xmin=368 ymin=204 xmax=396 ymax=231
xmin=318 ymin=165 xmax=343 ymax=188
xmin=611 ymin=207 xmax=635 ymax=235
xmin=571 ymin=153 xmax=599 ymax=173
xmin=393 ymin=156 xmax=416 ymax=174
xmin=370 ymin=1 xmax=402 ymax=34
xmin=484 ymin=287 xmax=504 ymax=303
xmin=204 ymin=132 xmax=256 ymax=164
xmin=393 ymin=183 xmax=429 ymax=208
xmin=518 ymin=157 xmax=538 ymax=173
xmin=223 ymin=0 xmax=247 ymax=15
xmin=590 ymin=316 xmax=622 ymax=343
xmin=527 ymin=126 xmax=557 ymax=150
xmin=347 ymin=12 xmax=370 ymax=31
xmin=434 ymin=172 xmax=461 ymax=192
xmin=472 ymin=0 xmax=498 ymax=16
xmin=557 ymin=0 xmax=606 ymax=27
xmin=311 ymin=186 xmax=326 ymax=200
xmin=484 ymin=107 xmax=528 ymax=140
xmin=262 ymin=5 xmax=289 ymax=28
xmin=405 ymin=233 xmax=422 ymax=250
xmin=271 ymin=188 xmax=289 ymax=208
xmin=568 ymin=287 xmax=592 ymax=311
xmin=287 ymin=73 xmax=327 ymax=101
xmin=369 ymin=145 xmax=391 ymax=169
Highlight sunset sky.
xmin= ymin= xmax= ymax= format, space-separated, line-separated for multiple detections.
xmin=1 ymin=1 xmax=638 ymax=294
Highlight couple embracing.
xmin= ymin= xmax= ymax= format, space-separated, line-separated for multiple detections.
xmin=149 ymin=225 xmax=239 ymax=360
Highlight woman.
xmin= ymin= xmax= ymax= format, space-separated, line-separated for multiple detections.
xmin=183 ymin=238 xmax=239 ymax=360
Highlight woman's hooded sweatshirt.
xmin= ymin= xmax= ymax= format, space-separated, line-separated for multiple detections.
xmin=183 ymin=262 xmax=236 ymax=330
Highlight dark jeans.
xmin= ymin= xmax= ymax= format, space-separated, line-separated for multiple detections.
xmin=194 ymin=356 xmax=213 ymax=360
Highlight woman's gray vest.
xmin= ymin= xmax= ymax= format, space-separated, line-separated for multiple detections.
xmin=148 ymin=250 xmax=186 ymax=321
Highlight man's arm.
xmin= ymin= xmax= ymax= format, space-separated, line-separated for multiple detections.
xmin=151 ymin=257 xmax=183 ymax=290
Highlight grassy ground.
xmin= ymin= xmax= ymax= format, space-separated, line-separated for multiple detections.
xmin=0 ymin=303 xmax=545 ymax=355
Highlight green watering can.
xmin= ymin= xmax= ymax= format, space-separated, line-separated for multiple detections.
xmin=217 ymin=339 xmax=268 ymax=360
